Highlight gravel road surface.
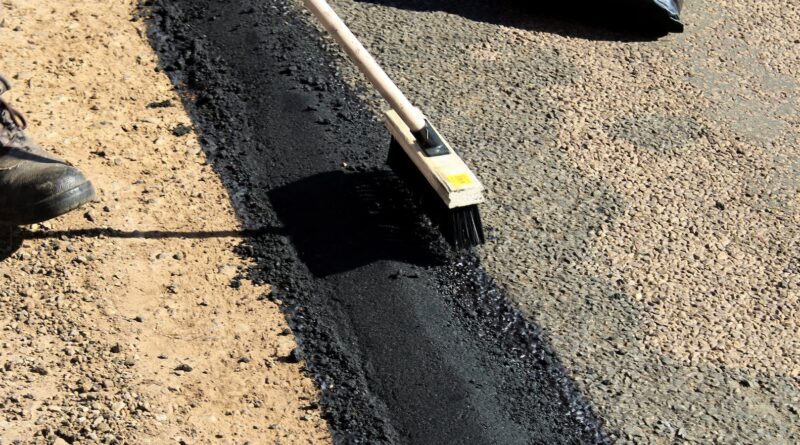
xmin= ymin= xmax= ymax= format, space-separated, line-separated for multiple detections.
xmin=318 ymin=0 xmax=799 ymax=443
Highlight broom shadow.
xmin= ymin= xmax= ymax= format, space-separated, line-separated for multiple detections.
xmin=268 ymin=170 xmax=444 ymax=277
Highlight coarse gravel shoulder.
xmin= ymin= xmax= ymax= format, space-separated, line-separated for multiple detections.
xmin=0 ymin=1 xmax=329 ymax=444
xmin=317 ymin=0 xmax=799 ymax=444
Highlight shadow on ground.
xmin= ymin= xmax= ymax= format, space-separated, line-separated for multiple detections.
xmin=269 ymin=170 xmax=442 ymax=277
xmin=0 ymin=226 xmax=23 ymax=261
xmin=356 ymin=0 xmax=683 ymax=41
xmin=0 ymin=226 xmax=281 ymax=261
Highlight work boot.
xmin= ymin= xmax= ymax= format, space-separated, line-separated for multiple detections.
xmin=0 ymin=75 xmax=95 ymax=225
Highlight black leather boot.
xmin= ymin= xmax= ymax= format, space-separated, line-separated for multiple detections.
xmin=0 ymin=75 xmax=95 ymax=225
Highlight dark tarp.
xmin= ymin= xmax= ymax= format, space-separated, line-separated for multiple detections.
xmin=562 ymin=0 xmax=685 ymax=34
xmin=650 ymin=0 xmax=684 ymax=31
xmin=532 ymin=0 xmax=685 ymax=35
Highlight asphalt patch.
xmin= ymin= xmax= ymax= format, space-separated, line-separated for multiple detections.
xmin=143 ymin=0 xmax=610 ymax=443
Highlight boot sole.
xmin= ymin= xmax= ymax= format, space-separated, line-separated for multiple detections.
xmin=0 ymin=181 xmax=96 ymax=226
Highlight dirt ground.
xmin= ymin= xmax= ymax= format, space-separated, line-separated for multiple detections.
xmin=0 ymin=1 xmax=329 ymax=444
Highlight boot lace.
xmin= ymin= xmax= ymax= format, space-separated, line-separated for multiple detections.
xmin=0 ymin=97 xmax=28 ymax=135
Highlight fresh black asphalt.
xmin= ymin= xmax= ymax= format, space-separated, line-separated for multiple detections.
xmin=144 ymin=0 xmax=610 ymax=443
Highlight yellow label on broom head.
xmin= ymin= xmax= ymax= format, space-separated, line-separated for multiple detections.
xmin=446 ymin=173 xmax=474 ymax=189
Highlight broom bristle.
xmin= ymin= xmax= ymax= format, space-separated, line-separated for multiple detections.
xmin=449 ymin=205 xmax=485 ymax=249
xmin=387 ymin=137 xmax=485 ymax=249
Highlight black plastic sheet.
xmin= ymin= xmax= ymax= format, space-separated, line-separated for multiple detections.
xmin=650 ymin=0 xmax=684 ymax=31
xmin=533 ymin=0 xmax=686 ymax=36
xmin=568 ymin=0 xmax=685 ymax=34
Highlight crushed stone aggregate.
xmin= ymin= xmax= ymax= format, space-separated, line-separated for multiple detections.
xmin=321 ymin=0 xmax=800 ymax=443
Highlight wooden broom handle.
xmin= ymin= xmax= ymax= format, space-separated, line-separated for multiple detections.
xmin=303 ymin=0 xmax=427 ymax=133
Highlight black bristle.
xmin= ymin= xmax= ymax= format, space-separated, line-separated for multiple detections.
xmin=387 ymin=137 xmax=485 ymax=249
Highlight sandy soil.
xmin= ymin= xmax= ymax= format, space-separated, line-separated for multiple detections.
xmin=0 ymin=1 xmax=329 ymax=444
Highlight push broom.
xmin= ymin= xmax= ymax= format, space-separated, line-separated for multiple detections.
xmin=303 ymin=0 xmax=486 ymax=248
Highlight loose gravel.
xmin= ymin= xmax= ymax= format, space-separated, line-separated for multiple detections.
xmin=317 ymin=0 xmax=800 ymax=443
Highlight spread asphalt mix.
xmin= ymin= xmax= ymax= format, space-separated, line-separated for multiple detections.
xmin=146 ymin=1 xmax=607 ymax=443
xmin=145 ymin=0 xmax=799 ymax=444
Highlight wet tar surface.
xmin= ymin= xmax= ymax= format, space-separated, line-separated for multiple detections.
xmin=144 ymin=0 xmax=609 ymax=443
